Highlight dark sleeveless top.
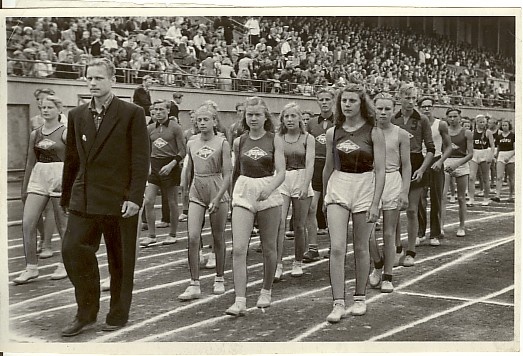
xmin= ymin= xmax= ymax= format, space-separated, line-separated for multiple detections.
xmin=283 ymin=132 xmax=308 ymax=171
xmin=450 ymin=128 xmax=468 ymax=158
xmin=238 ymin=132 xmax=275 ymax=178
xmin=34 ymin=125 xmax=66 ymax=163
xmin=333 ymin=123 xmax=374 ymax=173
xmin=473 ymin=129 xmax=489 ymax=150
xmin=496 ymin=132 xmax=515 ymax=151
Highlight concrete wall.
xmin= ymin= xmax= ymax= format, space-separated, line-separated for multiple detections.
xmin=7 ymin=77 xmax=516 ymax=172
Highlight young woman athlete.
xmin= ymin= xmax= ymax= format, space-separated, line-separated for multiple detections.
xmin=226 ymin=97 xmax=285 ymax=316
xmin=179 ymin=104 xmax=232 ymax=300
xmin=322 ymin=84 xmax=386 ymax=322
xmin=274 ymin=102 xmax=315 ymax=281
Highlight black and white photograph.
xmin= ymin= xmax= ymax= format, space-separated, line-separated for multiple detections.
xmin=1 ymin=4 xmax=520 ymax=354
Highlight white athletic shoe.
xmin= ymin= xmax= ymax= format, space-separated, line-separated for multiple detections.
xmin=256 ymin=290 xmax=271 ymax=308
xmin=429 ymin=237 xmax=441 ymax=246
xmin=291 ymin=261 xmax=303 ymax=277
xmin=226 ymin=301 xmax=246 ymax=316
xmin=13 ymin=266 xmax=39 ymax=285
xmin=140 ymin=236 xmax=157 ymax=247
xmin=50 ymin=263 xmax=68 ymax=280
xmin=162 ymin=235 xmax=178 ymax=245
xmin=326 ymin=301 xmax=346 ymax=323
xmin=213 ymin=277 xmax=225 ymax=295
xmin=381 ymin=280 xmax=394 ymax=293
xmin=205 ymin=253 xmax=216 ymax=269
xmin=368 ymin=268 xmax=382 ymax=288
xmin=348 ymin=296 xmax=367 ymax=316
xmin=274 ymin=263 xmax=283 ymax=282
xmin=393 ymin=252 xmax=403 ymax=267
xmin=178 ymin=283 xmax=201 ymax=301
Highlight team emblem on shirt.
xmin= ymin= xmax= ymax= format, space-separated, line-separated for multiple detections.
xmin=195 ymin=145 xmax=215 ymax=160
xmin=36 ymin=138 xmax=55 ymax=150
xmin=316 ymin=133 xmax=327 ymax=145
xmin=244 ymin=147 xmax=267 ymax=160
xmin=336 ymin=139 xmax=360 ymax=154
xmin=407 ymin=132 xmax=414 ymax=139
xmin=153 ymin=137 xmax=168 ymax=148
xmin=452 ymin=143 xmax=460 ymax=150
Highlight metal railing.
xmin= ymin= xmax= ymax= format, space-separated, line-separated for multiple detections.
xmin=7 ymin=58 xmax=516 ymax=109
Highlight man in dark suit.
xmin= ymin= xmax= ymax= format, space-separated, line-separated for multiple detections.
xmin=60 ymin=58 xmax=149 ymax=337
xmin=133 ymin=74 xmax=153 ymax=118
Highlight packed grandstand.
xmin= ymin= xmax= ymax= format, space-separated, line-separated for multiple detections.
xmin=6 ymin=16 xmax=516 ymax=108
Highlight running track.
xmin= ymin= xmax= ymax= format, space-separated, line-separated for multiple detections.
xmin=6 ymin=188 xmax=516 ymax=351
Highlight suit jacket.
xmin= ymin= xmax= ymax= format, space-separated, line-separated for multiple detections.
xmin=132 ymin=86 xmax=152 ymax=116
xmin=61 ymin=96 xmax=150 ymax=216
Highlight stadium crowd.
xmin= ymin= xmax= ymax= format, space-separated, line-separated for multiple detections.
xmin=6 ymin=16 xmax=516 ymax=108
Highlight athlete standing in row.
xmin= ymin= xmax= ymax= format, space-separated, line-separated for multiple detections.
xmin=417 ymin=96 xmax=452 ymax=246
xmin=468 ymin=114 xmax=495 ymax=206
xmin=179 ymin=104 xmax=232 ymax=300
xmin=391 ymin=84 xmax=435 ymax=267
xmin=303 ymin=88 xmax=335 ymax=263
xmin=140 ymin=99 xmax=185 ymax=247
xmin=275 ymin=102 xmax=315 ymax=281
xmin=323 ymin=84 xmax=385 ymax=322
xmin=441 ymin=108 xmax=473 ymax=237
xmin=226 ymin=97 xmax=285 ymax=316
xmin=492 ymin=120 xmax=515 ymax=203
xmin=368 ymin=93 xmax=411 ymax=293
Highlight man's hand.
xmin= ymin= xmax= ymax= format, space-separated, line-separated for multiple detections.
xmin=121 ymin=201 xmax=140 ymax=218
xmin=411 ymin=168 xmax=424 ymax=182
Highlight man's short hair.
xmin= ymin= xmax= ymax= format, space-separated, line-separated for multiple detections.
xmin=87 ymin=58 xmax=115 ymax=78
xmin=316 ymin=87 xmax=336 ymax=99
xmin=172 ymin=92 xmax=183 ymax=99
xmin=418 ymin=96 xmax=434 ymax=106
xmin=399 ymin=83 xmax=417 ymax=97
xmin=446 ymin=107 xmax=461 ymax=116
xmin=34 ymin=88 xmax=55 ymax=98
xmin=151 ymin=99 xmax=170 ymax=109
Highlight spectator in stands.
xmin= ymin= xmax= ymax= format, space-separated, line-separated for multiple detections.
xmin=193 ymin=29 xmax=207 ymax=60
xmin=55 ymin=52 xmax=79 ymax=80
xmin=44 ymin=22 xmax=61 ymax=44
xmin=90 ymin=27 xmax=103 ymax=57
xmin=169 ymin=92 xmax=183 ymax=122
xmin=245 ymin=16 xmax=261 ymax=45
xmin=61 ymin=22 xmax=80 ymax=44
xmin=133 ymin=74 xmax=153 ymax=118
xmin=217 ymin=57 xmax=235 ymax=91
xmin=200 ymin=52 xmax=217 ymax=88
xmin=103 ymin=31 xmax=119 ymax=52
xmin=34 ymin=51 xmax=54 ymax=78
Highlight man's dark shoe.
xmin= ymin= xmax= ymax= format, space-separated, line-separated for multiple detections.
xmin=303 ymin=249 xmax=320 ymax=263
xmin=102 ymin=323 xmax=126 ymax=332
xmin=61 ymin=318 xmax=96 ymax=337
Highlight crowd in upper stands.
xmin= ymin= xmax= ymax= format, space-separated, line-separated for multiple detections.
xmin=6 ymin=16 xmax=516 ymax=107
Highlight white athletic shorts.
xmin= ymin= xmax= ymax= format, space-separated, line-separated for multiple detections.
xmin=472 ymin=148 xmax=493 ymax=164
xmin=279 ymin=169 xmax=314 ymax=198
xmin=444 ymin=157 xmax=470 ymax=178
xmin=325 ymin=170 xmax=375 ymax=213
xmin=498 ymin=150 xmax=515 ymax=164
xmin=381 ymin=171 xmax=402 ymax=211
xmin=26 ymin=162 xmax=64 ymax=198
xmin=232 ymin=175 xmax=283 ymax=213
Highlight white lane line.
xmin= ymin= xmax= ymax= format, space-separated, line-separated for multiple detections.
xmin=7 ymin=220 xmax=218 ymax=251
xmin=7 ymin=225 xmax=232 ymax=276
xmin=368 ymin=285 xmax=514 ymax=341
xmin=9 ymin=212 xmax=514 ymax=315
xmin=292 ymin=236 xmax=514 ymax=342
xmin=104 ymin=235 xmax=514 ymax=343
xmin=396 ymin=290 xmax=514 ymax=307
